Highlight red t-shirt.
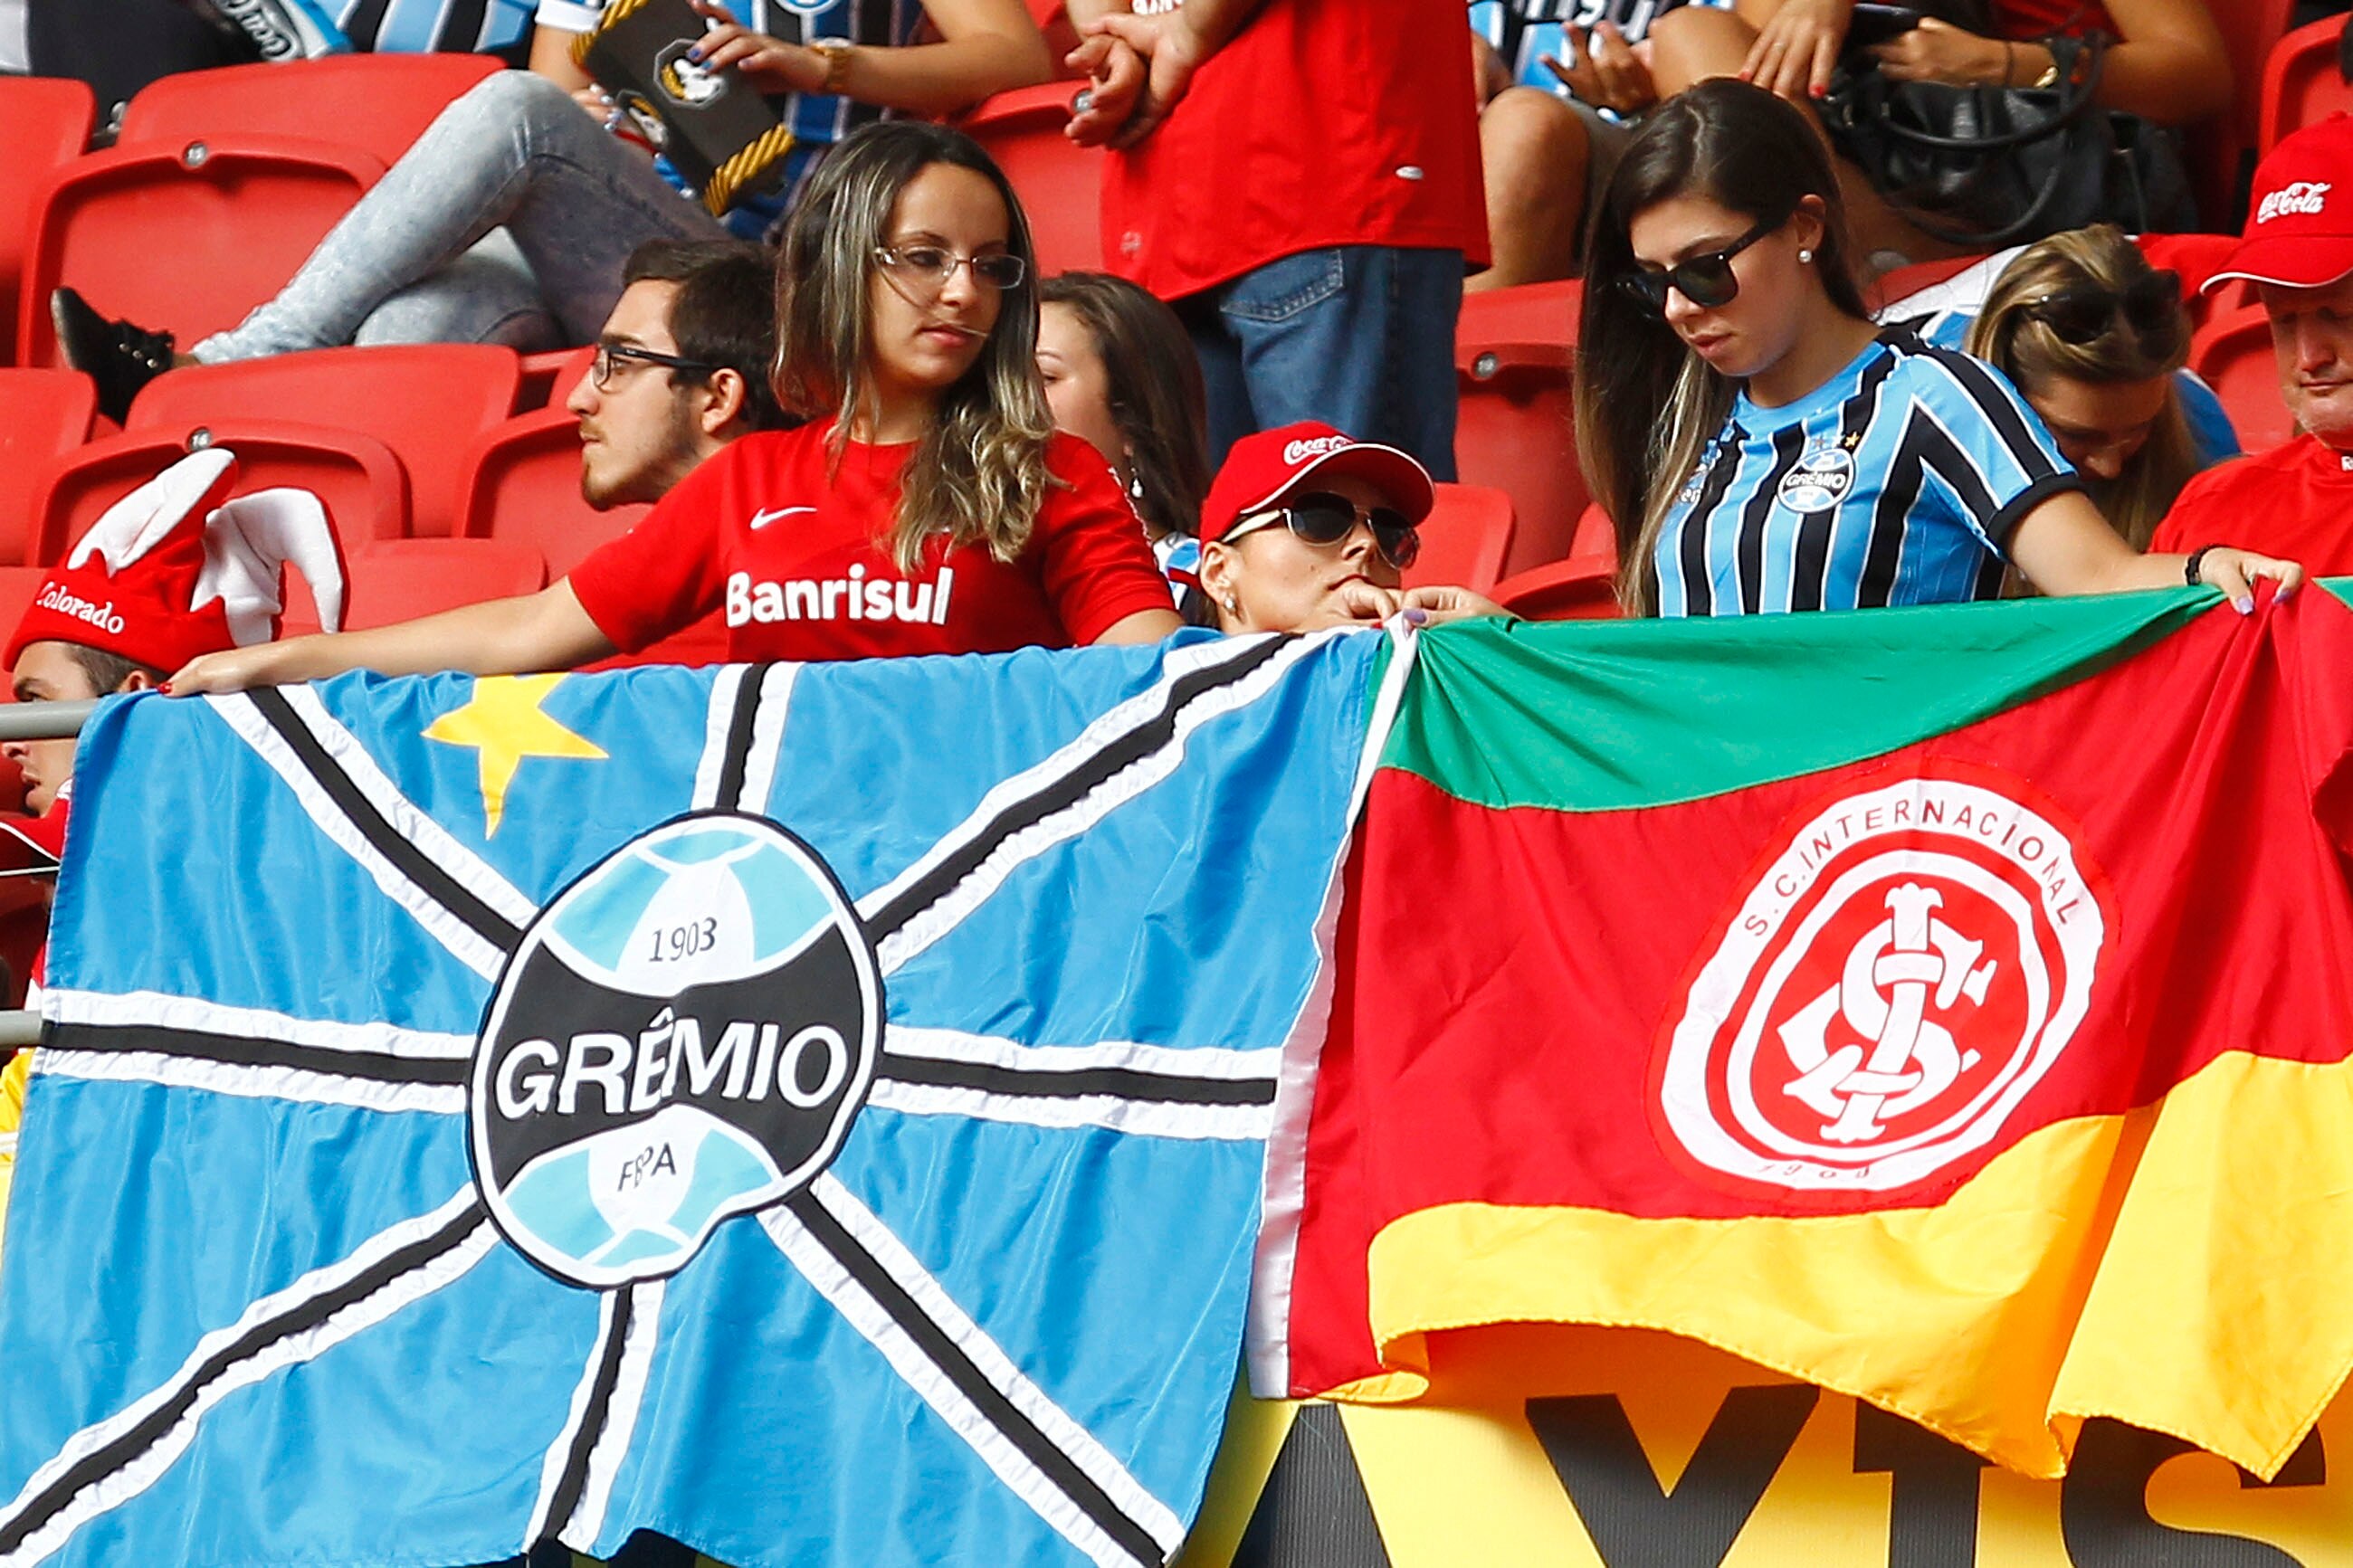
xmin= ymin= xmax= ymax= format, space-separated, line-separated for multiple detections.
xmin=1100 ymin=0 xmax=1489 ymax=301
xmin=567 ymin=423 xmax=1174 ymax=661
xmin=1990 ymin=0 xmax=2120 ymax=41
xmin=2151 ymin=434 xmax=2353 ymax=577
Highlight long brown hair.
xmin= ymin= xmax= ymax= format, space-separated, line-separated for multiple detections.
xmin=1575 ymin=80 xmax=1870 ymax=615
xmin=773 ymin=120 xmax=1056 ymax=572
xmin=1964 ymin=226 xmax=2195 ymax=550
xmin=1038 ymin=271 xmax=1210 ymax=539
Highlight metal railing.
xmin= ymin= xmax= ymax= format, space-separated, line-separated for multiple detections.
xmin=0 ymin=699 xmax=97 ymax=741
xmin=0 ymin=699 xmax=98 ymax=1044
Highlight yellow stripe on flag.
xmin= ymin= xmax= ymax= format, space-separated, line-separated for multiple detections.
xmin=1352 ymin=1047 xmax=2353 ymax=1480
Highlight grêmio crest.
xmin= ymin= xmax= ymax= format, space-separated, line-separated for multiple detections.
xmin=1654 ymin=762 xmax=2114 ymax=1193
xmin=469 ymin=813 xmax=881 ymax=1288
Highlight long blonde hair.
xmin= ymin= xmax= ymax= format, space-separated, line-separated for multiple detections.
xmin=773 ymin=121 xmax=1057 ymax=571
xmin=1964 ymin=226 xmax=2195 ymax=550
xmin=1574 ymin=81 xmax=1872 ymax=617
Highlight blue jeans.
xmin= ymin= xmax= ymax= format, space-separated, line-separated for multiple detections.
xmin=1180 ymin=245 xmax=1463 ymax=481
xmin=194 ymin=71 xmax=729 ymax=362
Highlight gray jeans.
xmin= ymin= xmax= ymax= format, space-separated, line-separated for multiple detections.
xmin=194 ymin=71 xmax=729 ymax=363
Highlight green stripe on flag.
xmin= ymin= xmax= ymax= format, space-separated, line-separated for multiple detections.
xmin=1386 ymin=589 xmax=2220 ymax=813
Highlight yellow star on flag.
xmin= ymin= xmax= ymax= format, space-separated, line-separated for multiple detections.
xmin=423 ymin=674 xmax=608 ymax=837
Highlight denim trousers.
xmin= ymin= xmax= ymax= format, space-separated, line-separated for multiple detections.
xmin=194 ymin=70 xmax=729 ymax=362
xmin=1178 ymin=244 xmax=1464 ymax=481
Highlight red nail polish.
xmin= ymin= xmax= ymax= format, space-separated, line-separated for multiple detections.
xmin=158 ymin=681 xmax=173 ymax=694
xmin=1810 ymin=82 xmax=1827 ymax=98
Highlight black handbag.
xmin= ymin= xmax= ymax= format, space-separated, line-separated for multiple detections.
xmin=1820 ymin=30 xmax=2198 ymax=248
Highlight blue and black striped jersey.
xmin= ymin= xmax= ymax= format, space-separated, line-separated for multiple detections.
xmin=335 ymin=0 xmax=534 ymax=55
xmin=1653 ymin=327 xmax=2081 ymax=617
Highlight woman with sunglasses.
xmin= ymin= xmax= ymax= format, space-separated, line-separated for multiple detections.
xmin=169 ymin=121 xmax=1181 ymax=698
xmin=1196 ymin=423 xmax=1501 ymax=635
xmin=1577 ymin=80 xmax=2297 ymax=619
xmin=1939 ymin=226 xmax=2232 ymax=551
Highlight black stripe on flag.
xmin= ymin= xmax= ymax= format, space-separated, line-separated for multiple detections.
xmin=862 ymin=636 xmax=1292 ymax=946
xmin=878 ymin=1051 xmax=1275 ymax=1108
xmin=45 ymin=1022 xmax=469 ymax=1086
xmin=0 ymin=1201 xmax=486 ymax=1556
xmin=537 ymin=1288 xmax=637 ymax=1547
xmin=784 ymin=1192 xmax=1167 ymax=1568
xmin=713 ymin=661 xmax=776 ymax=814
xmin=248 ymin=687 xmax=524 ymax=956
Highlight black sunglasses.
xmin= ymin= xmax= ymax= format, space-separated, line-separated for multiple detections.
xmin=2020 ymin=270 xmax=2184 ymax=347
xmin=1619 ymin=212 xmax=1787 ymax=314
xmin=1231 ymin=490 xmax=1421 ymax=572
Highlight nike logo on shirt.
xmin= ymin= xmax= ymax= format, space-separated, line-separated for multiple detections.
xmin=750 ymin=506 xmax=815 ymax=530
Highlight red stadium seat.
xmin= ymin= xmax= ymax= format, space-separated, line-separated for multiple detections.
xmin=2192 ymin=0 xmax=2297 ymax=224
xmin=1491 ymin=554 xmax=1620 ymax=621
xmin=455 ymin=406 xmax=638 ymax=578
xmin=519 ymin=346 xmax=595 ymax=410
xmin=958 ymin=84 xmax=1103 ymax=276
xmin=1567 ymin=501 xmax=1615 ymax=563
xmin=128 ymin=346 xmax=523 ymax=537
xmin=1405 ymin=484 xmax=1514 ymax=593
xmin=1454 ymin=285 xmax=1586 ymax=575
xmin=315 ymin=537 xmax=549 ymax=635
xmin=2189 ymin=300 xmax=2292 ymax=455
xmin=18 ymin=136 xmax=385 ymax=370
xmin=0 ymin=371 xmax=99 ymax=565
xmin=2259 ymin=15 xmax=2353 ymax=154
xmin=117 ymin=53 xmax=502 ymax=166
xmin=0 ymin=80 xmax=97 ymax=366
xmin=457 ymin=409 xmax=729 ymax=667
xmin=32 ymin=423 xmax=408 ymax=566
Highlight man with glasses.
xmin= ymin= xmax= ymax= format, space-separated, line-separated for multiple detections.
xmin=565 ymin=238 xmax=790 ymax=510
xmin=2154 ymin=116 xmax=2353 ymax=578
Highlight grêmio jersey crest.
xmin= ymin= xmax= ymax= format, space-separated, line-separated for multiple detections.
xmin=0 ymin=631 xmax=1396 ymax=1567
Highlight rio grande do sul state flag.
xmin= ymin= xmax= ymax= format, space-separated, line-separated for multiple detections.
xmin=0 ymin=629 xmax=1397 ymax=1568
xmin=1262 ymin=584 xmax=2353 ymax=1484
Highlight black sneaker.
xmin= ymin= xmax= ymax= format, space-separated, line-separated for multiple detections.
xmin=51 ymin=287 xmax=175 ymax=423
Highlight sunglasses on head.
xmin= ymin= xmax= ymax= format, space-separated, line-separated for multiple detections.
xmin=1618 ymin=211 xmax=1789 ymax=315
xmin=1227 ymin=491 xmax=1421 ymax=571
xmin=2019 ymin=269 xmax=2183 ymax=347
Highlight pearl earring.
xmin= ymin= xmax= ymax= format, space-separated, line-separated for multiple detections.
xmin=1224 ymin=595 xmax=1238 ymax=614
xmin=1798 ymin=248 xmax=1815 ymax=262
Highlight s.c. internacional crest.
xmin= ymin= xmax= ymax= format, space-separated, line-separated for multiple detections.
xmin=0 ymin=632 xmax=1396 ymax=1568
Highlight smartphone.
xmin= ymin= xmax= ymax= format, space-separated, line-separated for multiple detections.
xmin=1846 ymin=4 xmax=1928 ymax=47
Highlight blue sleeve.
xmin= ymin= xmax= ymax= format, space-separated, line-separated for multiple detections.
xmin=2175 ymin=369 xmax=2242 ymax=466
xmin=1895 ymin=344 xmax=2080 ymax=550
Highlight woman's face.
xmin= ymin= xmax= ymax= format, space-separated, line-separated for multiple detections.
xmin=1626 ymin=194 xmax=1820 ymax=382
xmin=1201 ymin=475 xmax=1406 ymax=634
xmin=2020 ymin=372 xmax=2172 ymax=481
xmin=1037 ymin=301 xmax=1128 ymax=485
xmin=866 ymin=161 xmax=1013 ymax=413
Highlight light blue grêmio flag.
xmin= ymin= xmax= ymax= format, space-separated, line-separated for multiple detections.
xmin=0 ymin=629 xmax=1399 ymax=1568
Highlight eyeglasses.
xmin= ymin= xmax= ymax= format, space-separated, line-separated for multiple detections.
xmin=872 ymin=244 xmax=1028 ymax=295
xmin=2019 ymin=269 xmax=2184 ymax=347
xmin=1225 ymin=491 xmax=1421 ymax=572
xmin=1618 ymin=213 xmax=1786 ymax=315
xmin=590 ymin=342 xmax=716 ymax=390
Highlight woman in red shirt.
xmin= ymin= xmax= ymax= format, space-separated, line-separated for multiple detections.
xmin=170 ymin=121 xmax=1181 ymax=695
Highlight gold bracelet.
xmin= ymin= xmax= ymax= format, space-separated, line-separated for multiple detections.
xmin=810 ymin=36 xmax=853 ymax=96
